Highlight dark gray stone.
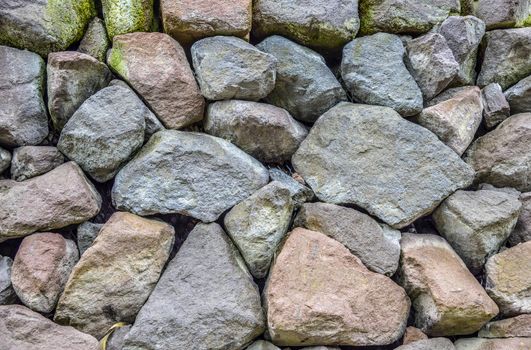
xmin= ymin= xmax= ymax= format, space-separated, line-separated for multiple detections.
xmin=77 ymin=221 xmax=104 ymax=255
xmin=78 ymin=17 xmax=110 ymax=62
xmin=0 ymin=148 xmax=11 ymax=174
xmin=482 ymin=83 xmax=510 ymax=129
xmin=0 ymin=256 xmax=17 ymax=305
xmin=505 ymin=75 xmax=531 ymax=114
xmin=509 ymin=192 xmax=531 ymax=246
xmin=268 ymin=168 xmax=314 ymax=206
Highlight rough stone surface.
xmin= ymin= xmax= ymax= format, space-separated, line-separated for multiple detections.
xmin=0 ymin=256 xmax=17 ymax=305
xmin=0 ymin=46 xmax=48 ymax=147
xmin=252 ymin=0 xmax=359 ymax=52
xmin=294 ymin=202 xmax=401 ymax=276
xmin=266 ymin=228 xmax=410 ymax=346
xmin=399 ymin=234 xmax=499 ymax=336
xmin=476 ymin=0 xmax=529 ymax=29
xmin=465 ymin=113 xmax=531 ymax=192
xmin=505 ymin=75 xmax=531 ymax=114
xmin=191 ymin=36 xmax=276 ymax=101
xmin=292 ymin=102 xmax=474 ymax=229
xmin=47 ymin=51 xmax=112 ymax=131
xmin=482 ymin=83 xmax=511 ymax=129
xmin=0 ymin=304 xmax=99 ymax=350
xmin=403 ymin=326 xmax=428 ymax=345
xmin=485 ymin=241 xmax=531 ymax=316
xmin=455 ymin=337 xmax=531 ymax=350
xmin=257 ymin=36 xmax=347 ymax=123
xmin=78 ymin=17 xmax=110 ymax=62
xmin=433 ymin=189 xmax=522 ymax=274
xmin=77 ymin=222 xmax=103 ymax=255
xmin=406 ymin=33 xmax=459 ymax=100
xmin=224 ymin=182 xmax=293 ymax=279
xmin=395 ymin=338 xmax=456 ymax=350
xmin=58 ymin=86 xmax=147 ymax=183
xmin=0 ymin=0 xmax=96 ymax=56
xmin=102 ymin=0 xmax=153 ymax=39
xmin=108 ymin=32 xmax=205 ymax=129
xmin=247 ymin=340 xmax=280 ymax=350
xmin=268 ymin=168 xmax=314 ymax=206
xmin=0 ymin=162 xmax=101 ymax=242
xmin=107 ymin=325 xmax=132 ymax=350
xmin=0 ymin=148 xmax=11 ymax=174
xmin=417 ymin=86 xmax=482 ymax=155
xmin=479 ymin=314 xmax=531 ymax=338
xmin=477 ymin=28 xmax=531 ymax=90
xmin=341 ymin=33 xmax=423 ymax=116
xmin=55 ymin=212 xmax=175 ymax=338
xmin=205 ymin=100 xmax=307 ymax=163
xmin=11 ymin=146 xmax=65 ymax=181
xmin=509 ymin=192 xmax=531 ymax=246
xmin=122 ymin=223 xmax=265 ymax=350
xmin=11 ymin=233 xmax=78 ymax=313
xmin=112 ymin=130 xmax=269 ymax=222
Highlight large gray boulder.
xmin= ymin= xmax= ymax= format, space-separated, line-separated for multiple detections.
xmin=122 ymin=223 xmax=265 ymax=350
xmin=292 ymin=102 xmax=474 ymax=229
xmin=341 ymin=33 xmax=423 ymax=116
xmin=505 ymin=75 xmax=531 ymax=114
xmin=476 ymin=0 xmax=529 ymax=29
xmin=112 ymin=130 xmax=269 ymax=222
xmin=11 ymin=146 xmax=64 ymax=181
xmin=482 ymin=83 xmax=510 ymax=129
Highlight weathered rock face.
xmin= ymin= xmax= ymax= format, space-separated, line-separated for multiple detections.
xmin=0 ymin=0 xmax=96 ymax=56
xmin=102 ymin=0 xmax=153 ymax=39
xmin=108 ymin=32 xmax=205 ymax=129
xmin=482 ymin=83 xmax=511 ymax=129
xmin=112 ymin=130 xmax=269 ymax=222
xmin=294 ymin=202 xmax=401 ymax=276
xmin=505 ymin=75 xmax=531 ymax=114
xmin=77 ymin=222 xmax=103 ymax=255
xmin=0 ymin=46 xmax=47 ymax=147
xmin=268 ymin=168 xmax=314 ymax=206
xmin=54 ymin=212 xmax=174 ymax=338
xmin=11 ymin=146 xmax=64 ymax=181
xmin=11 ymin=233 xmax=78 ymax=313
xmin=205 ymin=100 xmax=307 ymax=163
xmin=433 ymin=189 xmax=522 ymax=274
xmin=161 ymin=0 xmax=251 ymax=45
xmin=266 ymin=228 xmax=410 ymax=346
xmin=399 ymin=234 xmax=499 ymax=336
xmin=465 ymin=113 xmax=531 ymax=192
xmin=476 ymin=0 xmax=529 ymax=29
xmin=403 ymin=326 xmax=428 ymax=345
xmin=0 ymin=256 xmax=17 ymax=305
xmin=455 ymin=337 xmax=531 ymax=350
xmin=417 ymin=86 xmax=482 ymax=155
xmin=247 ymin=340 xmax=280 ymax=350
xmin=359 ymin=0 xmax=460 ymax=35
xmin=122 ymin=223 xmax=265 ymax=350
xmin=0 ymin=162 xmax=101 ymax=242
xmin=477 ymin=28 xmax=531 ymax=90
xmin=395 ymin=338 xmax=456 ymax=350
xmin=252 ymin=0 xmax=359 ymax=52
xmin=106 ymin=325 xmax=132 ymax=350
xmin=78 ymin=17 xmax=110 ymax=62
xmin=47 ymin=51 xmax=112 ymax=132
xmin=0 ymin=148 xmax=11 ymax=174
xmin=485 ymin=241 xmax=531 ymax=316
xmin=57 ymin=86 xmax=147 ymax=183
xmin=292 ymin=102 xmax=474 ymax=229
xmin=191 ymin=36 xmax=276 ymax=101
xmin=224 ymin=182 xmax=293 ymax=279
xmin=256 ymin=36 xmax=347 ymax=123
xmin=341 ymin=32 xmax=423 ymax=116
xmin=509 ymin=192 xmax=531 ymax=246
xmin=479 ymin=314 xmax=531 ymax=338
xmin=0 ymin=305 xmax=99 ymax=350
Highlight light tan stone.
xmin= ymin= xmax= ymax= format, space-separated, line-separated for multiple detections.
xmin=479 ymin=314 xmax=531 ymax=338
xmin=455 ymin=337 xmax=531 ymax=349
xmin=403 ymin=326 xmax=428 ymax=345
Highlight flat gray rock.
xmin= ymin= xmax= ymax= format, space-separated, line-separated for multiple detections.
xmin=482 ymin=83 xmax=510 ymax=129
xmin=341 ymin=33 xmax=423 ymax=116
xmin=77 ymin=221 xmax=104 ymax=255
xmin=509 ymin=192 xmax=531 ymax=246
xmin=476 ymin=0 xmax=529 ymax=29
xmin=112 ymin=130 xmax=269 ymax=222
xmin=78 ymin=17 xmax=110 ymax=62
xmin=0 ymin=148 xmax=11 ymax=174
xmin=395 ymin=338 xmax=456 ymax=350
xmin=292 ymin=102 xmax=474 ymax=229
xmin=505 ymin=75 xmax=531 ymax=114
xmin=11 ymin=146 xmax=64 ymax=181
xmin=268 ymin=168 xmax=315 ymax=206
xmin=122 ymin=223 xmax=265 ymax=350
xmin=0 ymin=256 xmax=17 ymax=305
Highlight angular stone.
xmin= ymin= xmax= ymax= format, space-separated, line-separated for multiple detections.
xmin=399 ymin=234 xmax=499 ymax=336
xmin=341 ymin=33 xmax=423 ymax=116
xmin=406 ymin=33 xmax=459 ymax=100
xmin=112 ymin=130 xmax=269 ymax=222
xmin=224 ymin=182 xmax=293 ymax=279
xmin=465 ymin=113 xmax=531 ymax=192
xmin=0 ymin=46 xmax=47 ymax=147
xmin=395 ymin=338 xmax=456 ymax=350
xmin=476 ymin=0 xmax=529 ymax=29
xmin=257 ymin=36 xmax=347 ymax=123
xmin=77 ymin=222 xmax=103 ymax=255
xmin=252 ymin=0 xmax=359 ymax=52
xmin=438 ymin=16 xmax=486 ymax=86
xmin=510 ymin=192 xmax=531 ymax=246
xmin=55 ymin=212 xmax=174 ymax=338
xmin=78 ymin=17 xmax=110 ymax=62
xmin=205 ymin=100 xmax=307 ymax=163
xmin=107 ymin=325 xmax=131 ymax=350
xmin=433 ymin=189 xmax=521 ymax=274
xmin=477 ymin=28 xmax=531 ymax=90
xmin=122 ymin=223 xmax=265 ymax=350
xmin=108 ymin=32 xmax=205 ymax=129
xmin=0 ymin=0 xmax=96 ymax=57
xmin=294 ymin=202 xmax=401 ymax=276
xmin=359 ymin=0 xmax=460 ymax=35
xmin=292 ymin=102 xmax=474 ymax=228
xmin=417 ymin=86 xmax=482 ymax=155
xmin=455 ymin=337 xmax=531 ymax=350
xmin=485 ymin=241 xmax=531 ymax=316
xmin=47 ymin=51 xmax=112 ymax=131
xmin=191 ymin=36 xmax=276 ymax=101
xmin=58 ymin=86 xmax=147 ymax=183
xmin=11 ymin=146 xmax=64 ymax=181
xmin=268 ymin=168 xmax=315 ymax=206
xmin=0 ymin=147 xmax=11 ymax=174
xmin=0 ymin=162 xmax=101 ymax=242
xmin=161 ymin=0 xmax=251 ymax=45
xmin=247 ymin=340 xmax=280 ymax=350
xmin=0 ymin=256 xmax=17 ymax=305
xmin=403 ymin=326 xmax=428 ymax=345
xmin=479 ymin=314 xmax=531 ymax=338
xmin=266 ymin=228 xmax=410 ymax=346
xmin=482 ymin=83 xmax=511 ymax=129
xmin=426 ymin=86 xmax=471 ymax=106
xmin=11 ymin=233 xmax=78 ymax=313
xmin=0 ymin=305 xmax=99 ymax=350
xmin=102 ymin=0 xmax=153 ymax=39
xmin=505 ymin=75 xmax=531 ymax=114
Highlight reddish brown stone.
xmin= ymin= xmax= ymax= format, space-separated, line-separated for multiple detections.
xmin=403 ymin=326 xmax=428 ymax=345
